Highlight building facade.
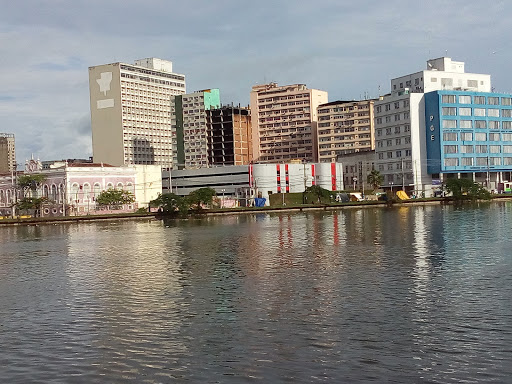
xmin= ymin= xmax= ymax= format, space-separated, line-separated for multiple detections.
xmin=0 ymin=133 xmax=16 ymax=174
xmin=89 ymin=58 xmax=186 ymax=166
xmin=249 ymin=83 xmax=328 ymax=163
xmin=425 ymin=90 xmax=512 ymax=190
xmin=337 ymin=150 xmax=376 ymax=191
xmin=374 ymin=57 xmax=491 ymax=196
xmin=170 ymin=89 xmax=221 ymax=169
xmin=207 ymin=105 xmax=252 ymax=166
xmin=317 ymin=100 xmax=375 ymax=163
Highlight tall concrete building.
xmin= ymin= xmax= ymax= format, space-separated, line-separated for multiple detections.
xmin=0 ymin=133 xmax=16 ymax=174
xmin=317 ymin=99 xmax=375 ymax=163
xmin=374 ymin=57 xmax=491 ymax=196
xmin=89 ymin=58 xmax=186 ymax=166
xmin=170 ymin=89 xmax=221 ymax=169
xmin=207 ymin=105 xmax=253 ymax=166
xmin=250 ymin=83 xmax=328 ymax=163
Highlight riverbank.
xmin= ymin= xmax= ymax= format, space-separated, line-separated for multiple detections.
xmin=2 ymin=195 xmax=512 ymax=227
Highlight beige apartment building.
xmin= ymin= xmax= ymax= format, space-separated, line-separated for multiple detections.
xmin=317 ymin=100 xmax=375 ymax=163
xmin=89 ymin=58 xmax=186 ymax=166
xmin=0 ymin=133 xmax=16 ymax=174
xmin=250 ymin=83 xmax=328 ymax=163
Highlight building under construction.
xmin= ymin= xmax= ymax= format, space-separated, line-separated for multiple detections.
xmin=207 ymin=105 xmax=252 ymax=166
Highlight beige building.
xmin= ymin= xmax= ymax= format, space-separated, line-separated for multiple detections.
xmin=250 ymin=83 xmax=328 ymax=163
xmin=89 ymin=58 xmax=186 ymax=166
xmin=317 ymin=100 xmax=375 ymax=163
xmin=0 ymin=133 xmax=16 ymax=174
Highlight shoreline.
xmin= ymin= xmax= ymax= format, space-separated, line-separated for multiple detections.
xmin=1 ymin=196 xmax=512 ymax=227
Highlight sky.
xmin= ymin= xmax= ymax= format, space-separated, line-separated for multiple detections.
xmin=1 ymin=0 xmax=511 ymax=165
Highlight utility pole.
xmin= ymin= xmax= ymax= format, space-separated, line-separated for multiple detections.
xmin=401 ymin=158 xmax=405 ymax=191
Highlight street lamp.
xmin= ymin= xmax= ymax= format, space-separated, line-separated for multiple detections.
xmin=221 ymin=189 xmax=225 ymax=208
xmin=353 ymin=176 xmax=358 ymax=191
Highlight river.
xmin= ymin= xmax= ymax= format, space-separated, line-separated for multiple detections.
xmin=1 ymin=203 xmax=511 ymax=383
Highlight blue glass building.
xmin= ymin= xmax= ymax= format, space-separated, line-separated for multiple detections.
xmin=425 ymin=90 xmax=512 ymax=179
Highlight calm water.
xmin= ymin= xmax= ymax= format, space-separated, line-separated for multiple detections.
xmin=1 ymin=203 xmax=512 ymax=383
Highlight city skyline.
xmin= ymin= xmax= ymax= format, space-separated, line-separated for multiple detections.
xmin=1 ymin=0 xmax=511 ymax=163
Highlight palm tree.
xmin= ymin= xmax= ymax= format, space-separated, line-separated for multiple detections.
xmin=367 ymin=170 xmax=383 ymax=191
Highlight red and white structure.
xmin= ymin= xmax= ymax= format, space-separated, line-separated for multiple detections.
xmin=250 ymin=162 xmax=343 ymax=203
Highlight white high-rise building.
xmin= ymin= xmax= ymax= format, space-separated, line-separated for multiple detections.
xmin=374 ymin=57 xmax=491 ymax=196
xmin=89 ymin=58 xmax=186 ymax=166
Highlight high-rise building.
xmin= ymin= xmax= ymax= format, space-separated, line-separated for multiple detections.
xmin=250 ymin=83 xmax=328 ymax=163
xmin=89 ymin=58 xmax=186 ymax=166
xmin=0 ymin=133 xmax=15 ymax=174
xmin=374 ymin=57 xmax=491 ymax=196
xmin=170 ymin=89 xmax=221 ymax=169
xmin=316 ymin=99 xmax=375 ymax=163
xmin=207 ymin=105 xmax=252 ymax=166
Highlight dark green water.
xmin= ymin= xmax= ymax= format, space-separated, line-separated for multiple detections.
xmin=1 ymin=203 xmax=511 ymax=383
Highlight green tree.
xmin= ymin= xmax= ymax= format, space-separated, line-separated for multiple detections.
xmin=304 ymin=185 xmax=331 ymax=203
xmin=96 ymin=188 xmax=135 ymax=209
xmin=444 ymin=178 xmax=491 ymax=200
xmin=17 ymin=174 xmax=47 ymax=197
xmin=16 ymin=197 xmax=48 ymax=217
xmin=187 ymin=187 xmax=216 ymax=211
xmin=367 ymin=170 xmax=383 ymax=191
xmin=150 ymin=193 xmax=187 ymax=214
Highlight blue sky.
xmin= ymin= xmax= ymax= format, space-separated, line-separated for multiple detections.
xmin=1 ymin=0 xmax=511 ymax=164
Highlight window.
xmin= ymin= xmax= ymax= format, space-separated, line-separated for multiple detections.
xmin=396 ymin=138 xmax=401 ymax=145
xmin=443 ymin=132 xmax=457 ymax=141
xmin=460 ymin=120 xmax=472 ymax=128
xmin=503 ymin=122 xmax=512 ymax=129
xmin=404 ymin=125 xmax=410 ymax=132
xmin=476 ymin=157 xmax=487 ymax=166
xmin=376 ymin=106 xmax=382 ymax=113
xmin=475 ymin=120 xmax=487 ymax=129
xmin=460 ymin=145 xmax=474 ymax=153
xmin=385 ymin=116 xmax=391 ymax=123
xmin=442 ymin=107 xmax=456 ymax=116
xmin=386 ymin=128 xmax=392 ymax=135
xmin=387 ymin=164 xmax=394 ymax=170
xmin=442 ymin=120 xmax=457 ymax=128
xmin=459 ymin=95 xmax=471 ymax=104
xmin=504 ymin=158 xmax=512 ymax=165
xmin=444 ymin=158 xmax=458 ymax=166
xmin=460 ymin=132 xmax=473 ymax=141
xmin=489 ymin=121 xmax=500 ymax=129
xmin=405 ymin=149 xmax=412 ymax=156
xmin=387 ymin=139 xmax=392 ymax=146
xmin=378 ymin=164 xmax=384 ymax=171
xmin=431 ymin=77 xmax=437 ymax=82
xmin=385 ymin=104 xmax=391 ymax=111
xmin=378 ymin=153 xmax=384 ymax=159
xmin=396 ymin=150 xmax=402 ymax=157
xmin=394 ymin=102 xmax=400 ymax=109
xmin=442 ymin=95 xmax=456 ymax=103
xmin=459 ymin=107 xmax=472 ymax=116
xmin=475 ymin=145 xmax=488 ymax=153
xmin=475 ymin=132 xmax=487 ymax=141
xmin=394 ymin=126 xmax=401 ymax=134
xmin=502 ymin=109 xmax=512 ymax=118
xmin=490 ymin=145 xmax=501 ymax=153
xmin=461 ymin=158 xmax=473 ymax=166
xmin=488 ymin=97 xmax=499 ymax=105
xmin=467 ymin=80 xmax=478 ymax=88
xmin=502 ymin=98 xmax=512 ymax=106
xmin=504 ymin=146 xmax=512 ymax=153
xmin=377 ymin=129 xmax=382 ymax=137
xmin=490 ymin=157 xmax=501 ymax=165
xmin=489 ymin=133 xmax=500 ymax=141
xmin=377 ymin=118 xmax=382 ymax=124
xmin=474 ymin=96 xmax=486 ymax=104
xmin=503 ymin=133 xmax=512 ymax=140
xmin=488 ymin=109 xmax=500 ymax=117
xmin=444 ymin=145 xmax=458 ymax=154
xmin=387 ymin=152 xmax=393 ymax=159
xmin=377 ymin=141 xmax=383 ymax=147
xmin=405 ymin=137 xmax=411 ymax=144
xmin=394 ymin=114 xmax=401 ymax=121
xmin=474 ymin=108 xmax=486 ymax=116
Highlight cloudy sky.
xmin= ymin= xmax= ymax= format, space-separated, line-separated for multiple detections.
xmin=1 ymin=0 xmax=511 ymax=164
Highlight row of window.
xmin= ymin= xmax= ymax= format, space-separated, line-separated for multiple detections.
xmin=376 ymin=137 xmax=412 ymax=147
xmin=442 ymin=107 xmax=512 ymax=117
xmin=377 ymin=125 xmax=411 ymax=136
xmin=441 ymin=95 xmax=511 ymax=105
xmin=377 ymin=150 xmax=412 ymax=159
xmin=441 ymin=120 xmax=512 ymax=129
xmin=376 ymin=100 xmax=410 ymax=113
xmin=443 ymin=145 xmax=512 ymax=154
xmin=444 ymin=157 xmax=512 ymax=167
xmin=442 ymin=132 xmax=512 ymax=141
xmin=376 ymin=112 xmax=410 ymax=124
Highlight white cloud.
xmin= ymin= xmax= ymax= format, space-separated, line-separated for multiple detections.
xmin=1 ymin=0 xmax=512 ymax=163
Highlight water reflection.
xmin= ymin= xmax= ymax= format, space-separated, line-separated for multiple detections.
xmin=1 ymin=204 xmax=512 ymax=382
